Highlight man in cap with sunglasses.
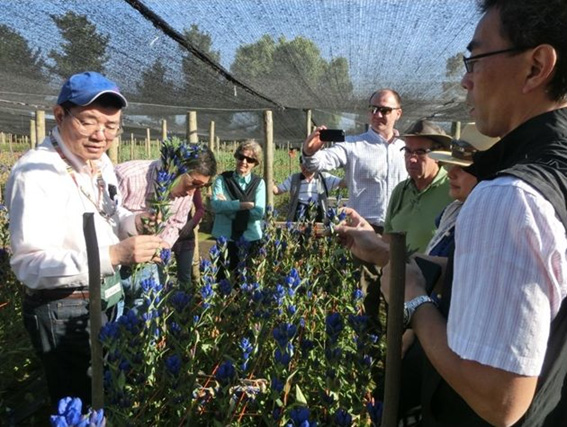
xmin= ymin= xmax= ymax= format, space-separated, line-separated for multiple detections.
xmin=5 ymin=71 xmax=167 ymax=408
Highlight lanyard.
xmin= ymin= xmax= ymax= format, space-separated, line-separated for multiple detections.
xmin=50 ymin=134 xmax=117 ymax=221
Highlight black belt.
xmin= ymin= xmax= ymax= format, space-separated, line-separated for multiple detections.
xmin=25 ymin=287 xmax=90 ymax=301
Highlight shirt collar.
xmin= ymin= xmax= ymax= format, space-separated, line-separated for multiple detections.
xmin=233 ymin=171 xmax=252 ymax=184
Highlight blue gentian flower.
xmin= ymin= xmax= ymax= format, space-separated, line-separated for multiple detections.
xmin=216 ymin=360 xmax=235 ymax=383
xmin=165 ymin=354 xmax=182 ymax=376
xmin=334 ymin=408 xmax=352 ymax=426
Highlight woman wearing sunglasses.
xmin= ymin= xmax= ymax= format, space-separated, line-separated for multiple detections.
xmin=211 ymin=140 xmax=266 ymax=278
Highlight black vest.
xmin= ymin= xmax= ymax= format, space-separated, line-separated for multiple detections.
xmin=422 ymin=108 xmax=567 ymax=426
xmin=221 ymin=171 xmax=261 ymax=240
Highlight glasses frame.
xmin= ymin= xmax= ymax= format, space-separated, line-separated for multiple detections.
xmin=368 ymin=105 xmax=401 ymax=116
xmin=400 ymin=147 xmax=433 ymax=158
xmin=64 ymin=108 xmax=123 ymax=139
xmin=186 ymin=173 xmax=213 ymax=189
xmin=235 ymin=153 xmax=258 ymax=164
xmin=462 ymin=47 xmax=529 ymax=73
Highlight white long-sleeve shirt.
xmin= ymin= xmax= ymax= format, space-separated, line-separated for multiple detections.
xmin=6 ymin=129 xmax=138 ymax=290
xmin=302 ymin=128 xmax=407 ymax=226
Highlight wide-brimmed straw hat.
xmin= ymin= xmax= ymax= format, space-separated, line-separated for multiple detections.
xmin=429 ymin=139 xmax=477 ymax=167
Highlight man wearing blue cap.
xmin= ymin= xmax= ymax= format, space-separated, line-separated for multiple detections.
xmin=5 ymin=71 xmax=167 ymax=408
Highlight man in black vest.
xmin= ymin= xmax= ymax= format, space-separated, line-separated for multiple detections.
xmin=337 ymin=0 xmax=567 ymax=425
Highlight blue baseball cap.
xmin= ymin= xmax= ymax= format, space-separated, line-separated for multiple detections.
xmin=57 ymin=71 xmax=128 ymax=108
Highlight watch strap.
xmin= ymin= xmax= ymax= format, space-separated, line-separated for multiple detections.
xmin=403 ymin=295 xmax=438 ymax=329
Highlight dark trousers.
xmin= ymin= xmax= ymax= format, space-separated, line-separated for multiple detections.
xmin=217 ymin=240 xmax=261 ymax=281
xmin=23 ymin=294 xmax=92 ymax=409
xmin=175 ymin=247 xmax=195 ymax=285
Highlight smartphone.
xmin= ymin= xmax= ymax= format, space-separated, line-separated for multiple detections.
xmin=319 ymin=129 xmax=345 ymax=142
xmin=414 ymin=256 xmax=442 ymax=295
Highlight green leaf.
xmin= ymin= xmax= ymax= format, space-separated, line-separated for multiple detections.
xmin=295 ymin=384 xmax=308 ymax=405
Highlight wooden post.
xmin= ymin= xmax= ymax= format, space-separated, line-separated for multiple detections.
xmin=264 ymin=110 xmax=274 ymax=209
xmin=130 ymin=133 xmax=135 ymax=160
xmin=209 ymin=121 xmax=215 ymax=152
xmin=0 ymin=132 xmax=4 ymax=145
xmin=145 ymin=128 xmax=151 ymax=157
xmin=108 ymin=138 xmax=118 ymax=164
xmin=215 ymin=136 xmax=220 ymax=153
xmin=305 ymin=109 xmax=312 ymax=137
xmin=36 ymin=110 xmax=46 ymax=144
xmin=451 ymin=121 xmax=462 ymax=139
xmin=30 ymin=119 xmax=37 ymax=149
xmin=382 ymin=232 xmax=406 ymax=427
xmin=9 ymin=133 xmax=14 ymax=154
xmin=161 ymin=119 xmax=167 ymax=141
xmin=187 ymin=111 xmax=198 ymax=143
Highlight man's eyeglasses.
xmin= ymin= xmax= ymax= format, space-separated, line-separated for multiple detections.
xmin=401 ymin=147 xmax=432 ymax=158
xmin=368 ymin=105 xmax=401 ymax=116
xmin=462 ymin=47 xmax=529 ymax=73
xmin=65 ymin=109 xmax=123 ymax=139
xmin=235 ymin=153 xmax=258 ymax=164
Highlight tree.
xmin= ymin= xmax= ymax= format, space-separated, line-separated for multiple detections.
xmin=181 ymin=24 xmax=222 ymax=106
xmin=442 ymin=52 xmax=465 ymax=99
xmin=231 ymin=35 xmax=353 ymax=111
xmin=48 ymin=11 xmax=109 ymax=78
xmin=231 ymin=35 xmax=275 ymax=80
xmin=136 ymin=59 xmax=176 ymax=105
xmin=0 ymin=25 xmax=46 ymax=84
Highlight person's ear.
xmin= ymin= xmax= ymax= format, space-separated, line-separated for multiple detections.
xmin=523 ymin=44 xmax=557 ymax=95
xmin=53 ymin=105 xmax=65 ymax=126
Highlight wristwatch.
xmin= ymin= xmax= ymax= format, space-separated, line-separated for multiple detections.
xmin=403 ymin=295 xmax=438 ymax=329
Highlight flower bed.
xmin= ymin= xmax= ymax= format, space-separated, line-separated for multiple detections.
xmin=101 ymin=215 xmax=385 ymax=425
xmin=98 ymin=139 xmax=385 ymax=425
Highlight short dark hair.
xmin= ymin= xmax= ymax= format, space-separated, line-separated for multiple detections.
xmin=479 ymin=0 xmax=567 ymax=102
xmin=186 ymin=146 xmax=217 ymax=177
xmin=368 ymin=88 xmax=402 ymax=107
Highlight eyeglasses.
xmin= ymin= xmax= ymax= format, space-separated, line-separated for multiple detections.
xmin=235 ymin=153 xmax=257 ymax=164
xmin=401 ymin=147 xmax=432 ymax=158
xmin=65 ymin=109 xmax=122 ymax=138
xmin=368 ymin=105 xmax=401 ymax=116
xmin=188 ymin=177 xmax=212 ymax=189
xmin=462 ymin=47 xmax=529 ymax=73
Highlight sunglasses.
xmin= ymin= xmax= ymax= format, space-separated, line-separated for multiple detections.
xmin=235 ymin=153 xmax=257 ymax=164
xmin=186 ymin=174 xmax=213 ymax=189
xmin=368 ymin=105 xmax=401 ymax=116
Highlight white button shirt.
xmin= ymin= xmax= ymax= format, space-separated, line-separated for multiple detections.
xmin=302 ymin=128 xmax=407 ymax=226
xmin=6 ymin=129 xmax=138 ymax=290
